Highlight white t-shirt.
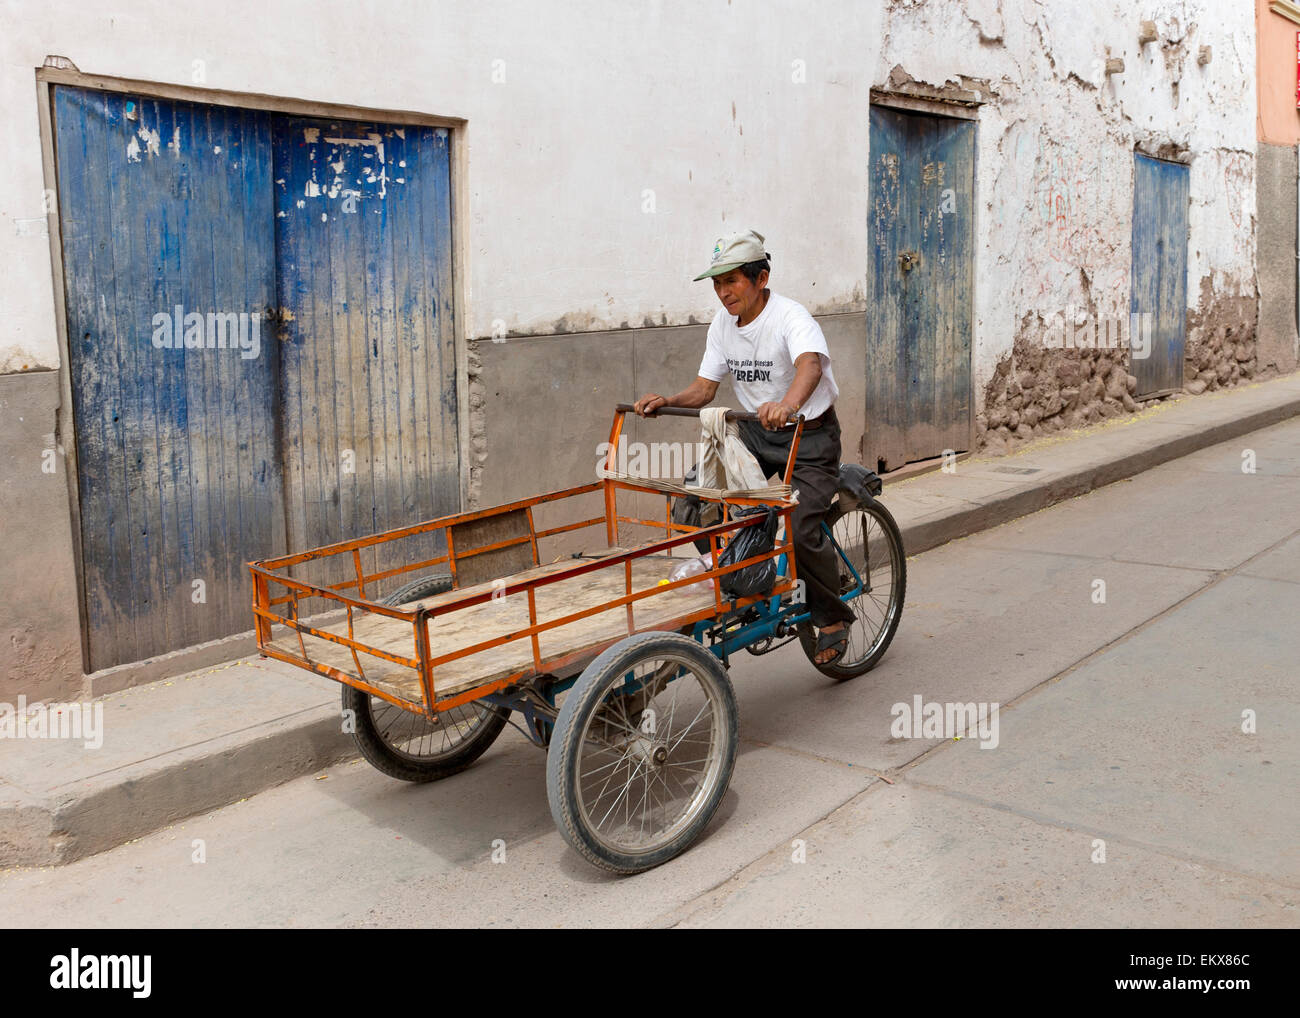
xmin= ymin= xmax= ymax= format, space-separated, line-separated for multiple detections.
xmin=697 ymin=291 xmax=839 ymax=421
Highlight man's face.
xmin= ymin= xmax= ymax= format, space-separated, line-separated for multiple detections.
xmin=712 ymin=267 xmax=768 ymax=319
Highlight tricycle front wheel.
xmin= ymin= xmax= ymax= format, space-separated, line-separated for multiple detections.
xmin=546 ymin=632 xmax=738 ymax=874
xmin=799 ymin=499 xmax=906 ymax=680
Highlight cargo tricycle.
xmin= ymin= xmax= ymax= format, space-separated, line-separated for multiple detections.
xmin=249 ymin=404 xmax=905 ymax=873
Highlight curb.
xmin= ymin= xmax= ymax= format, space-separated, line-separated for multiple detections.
xmin=895 ymin=388 xmax=1300 ymax=557
xmin=2 ymin=707 xmax=355 ymax=867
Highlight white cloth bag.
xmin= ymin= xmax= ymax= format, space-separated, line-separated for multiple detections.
xmin=691 ymin=407 xmax=782 ymax=497
xmin=597 ymin=406 xmax=791 ymax=501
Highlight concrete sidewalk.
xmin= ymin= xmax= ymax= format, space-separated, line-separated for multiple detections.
xmin=3 ymin=372 xmax=1299 ymax=867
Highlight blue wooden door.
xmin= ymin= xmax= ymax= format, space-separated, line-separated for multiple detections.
xmin=866 ymin=106 xmax=975 ymax=472
xmin=54 ymin=89 xmax=461 ymax=670
xmin=1130 ymin=153 xmax=1189 ymax=397
xmin=53 ymin=86 xmax=284 ymax=669
xmin=272 ymin=118 xmax=458 ymax=587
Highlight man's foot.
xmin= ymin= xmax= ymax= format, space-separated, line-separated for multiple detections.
xmin=814 ymin=622 xmax=849 ymax=665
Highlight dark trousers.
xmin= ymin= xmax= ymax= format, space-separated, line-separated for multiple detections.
xmin=736 ymin=408 xmax=855 ymax=629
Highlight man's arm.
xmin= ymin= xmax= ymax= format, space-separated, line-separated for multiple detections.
xmin=755 ymin=352 xmax=822 ymax=429
xmin=634 ymin=376 xmax=719 ymax=416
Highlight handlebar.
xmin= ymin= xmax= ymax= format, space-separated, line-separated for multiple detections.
xmin=615 ymin=402 xmax=804 ymax=426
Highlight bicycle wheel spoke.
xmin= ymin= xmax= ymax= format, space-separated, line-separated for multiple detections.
xmin=668 ymin=702 xmax=712 ymax=752
xmin=570 ymin=648 xmax=729 ymax=859
xmin=370 ymin=693 xmax=492 ymax=763
xmin=811 ymin=504 xmax=905 ymax=671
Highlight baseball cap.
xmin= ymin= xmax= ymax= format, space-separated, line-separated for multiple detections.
xmin=693 ymin=229 xmax=768 ymax=281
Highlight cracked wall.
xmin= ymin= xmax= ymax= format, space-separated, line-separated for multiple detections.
xmin=881 ymin=0 xmax=1258 ymax=452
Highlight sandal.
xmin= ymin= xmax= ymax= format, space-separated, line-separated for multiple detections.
xmin=815 ymin=625 xmax=849 ymax=665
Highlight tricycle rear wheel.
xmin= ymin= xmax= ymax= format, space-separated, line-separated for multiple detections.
xmin=344 ymin=686 xmax=508 ymax=783
xmin=344 ymin=573 xmax=508 ymax=782
xmin=546 ymin=632 xmax=738 ymax=874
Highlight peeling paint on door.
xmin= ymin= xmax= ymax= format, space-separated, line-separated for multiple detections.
xmin=1131 ymin=152 xmax=1189 ymax=397
xmin=53 ymin=88 xmax=460 ymax=669
xmin=54 ymin=85 xmax=285 ymax=669
xmin=273 ymin=117 xmax=459 ymax=591
xmin=867 ymin=104 xmax=975 ymax=472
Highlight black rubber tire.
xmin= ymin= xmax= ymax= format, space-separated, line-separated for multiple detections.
xmin=344 ymin=575 xmax=508 ymax=783
xmin=344 ymin=685 xmax=509 ymax=783
xmin=546 ymin=632 xmax=738 ymax=874
xmin=384 ymin=573 xmax=454 ymax=604
xmin=799 ymin=498 xmax=906 ymax=681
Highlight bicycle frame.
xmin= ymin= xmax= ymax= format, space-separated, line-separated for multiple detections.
xmin=689 ymin=518 xmax=867 ymax=664
xmin=484 ymin=517 xmax=870 ymax=747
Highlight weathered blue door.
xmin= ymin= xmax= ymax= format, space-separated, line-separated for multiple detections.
xmin=54 ymin=88 xmax=460 ymax=671
xmin=54 ymin=86 xmax=284 ymax=669
xmin=272 ymin=118 xmax=459 ymax=585
xmin=866 ymin=106 xmax=975 ymax=472
xmin=1130 ymin=153 xmax=1189 ymax=397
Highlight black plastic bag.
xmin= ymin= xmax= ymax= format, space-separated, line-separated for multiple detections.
xmin=672 ymin=464 xmax=721 ymax=554
xmin=716 ymin=505 xmax=779 ymax=599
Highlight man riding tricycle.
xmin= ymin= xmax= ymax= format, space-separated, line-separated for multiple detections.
xmin=249 ymin=230 xmax=905 ymax=873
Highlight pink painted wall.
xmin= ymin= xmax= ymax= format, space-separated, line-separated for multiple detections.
xmin=1258 ymin=0 xmax=1300 ymax=143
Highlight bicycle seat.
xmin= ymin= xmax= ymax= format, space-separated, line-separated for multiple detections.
xmin=835 ymin=463 xmax=883 ymax=507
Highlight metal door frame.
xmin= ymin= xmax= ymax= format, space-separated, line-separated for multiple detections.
xmin=35 ymin=66 xmax=471 ymax=675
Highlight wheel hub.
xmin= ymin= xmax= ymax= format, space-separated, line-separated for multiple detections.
xmin=614 ymin=732 xmax=670 ymax=769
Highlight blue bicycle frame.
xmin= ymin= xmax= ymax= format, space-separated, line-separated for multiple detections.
xmin=484 ymin=521 xmax=866 ymax=744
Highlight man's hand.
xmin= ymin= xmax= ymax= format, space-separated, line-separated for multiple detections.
xmin=634 ymin=393 xmax=668 ymax=417
xmin=756 ymin=400 xmax=794 ymax=430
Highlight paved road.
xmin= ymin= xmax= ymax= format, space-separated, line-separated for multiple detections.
xmin=3 ymin=418 xmax=1298 ymax=927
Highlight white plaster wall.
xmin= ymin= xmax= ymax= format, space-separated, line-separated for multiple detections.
xmin=877 ymin=0 xmax=1256 ymax=395
xmin=0 ymin=0 xmax=1256 ymax=396
xmin=0 ymin=0 xmax=878 ymax=372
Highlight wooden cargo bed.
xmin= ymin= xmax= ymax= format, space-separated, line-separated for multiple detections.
xmin=252 ymin=405 xmax=801 ymax=715
xmin=265 ymin=552 xmax=718 ymax=704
